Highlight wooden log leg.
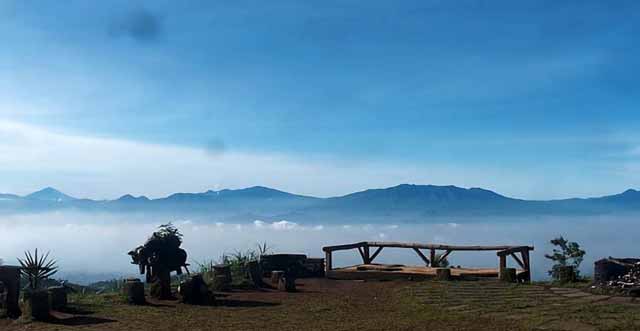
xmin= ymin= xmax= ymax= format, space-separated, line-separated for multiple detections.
xmin=522 ymin=250 xmax=531 ymax=283
xmin=363 ymin=245 xmax=371 ymax=264
xmin=413 ymin=248 xmax=430 ymax=266
xmin=430 ymin=249 xmax=436 ymax=267
xmin=369 ymin=247 xmax=383 ymax=263
xmin=325 ymin=251 xmax=332 ymax=276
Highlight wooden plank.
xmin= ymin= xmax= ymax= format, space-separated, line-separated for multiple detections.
xmin=324 ymin=241 xmax=534 ymax=252
xmin=323 ymin=242 xmax=367 ymax=252
xmin=369 ymin=247 xmax=383 ymax=262
xmin=497 ymin=246 xmax=534 ymax=257
xmin=365 ymin=242 xmax=533 ymax=251
xmin=413 ymin=248 xmax=430 ymax=265
xmin=510 ymin=253 xmax=525 ymax=269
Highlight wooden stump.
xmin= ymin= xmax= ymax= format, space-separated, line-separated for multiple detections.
xmin=212 ymin=265 xmax=232 ymax=291
xmin=271 ymin=271 xmax=284 ymax=286
xmin=247 ymin=261 xmax=264 ymax=287
xmin=499 ymin=268 xmax=517 ymax=282
xmin=278 ymin=276 xmax=296 ymax=292
xmin=212 ymin=275 xmax=232 ymax=291
xmin=0 ymin=281 xmax=7 ymax=318
xmin=47 ymin=286 xmax=67 ymax=310
xmin=124 ymin=278 xmax=145 ymax=305
xmin=22 ymin=290 xmax=50 ymax=321
xmin=0 ymin=266 xmax=21 ymax=318
xmin=557 ymin=266 xmax=576 ymax=283
xmin=179 ymin=275 xmax=213 ymax=305
xmin=435 ymin=268 xmax=451 ymax=281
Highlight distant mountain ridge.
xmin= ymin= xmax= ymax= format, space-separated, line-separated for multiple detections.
xmin=1 ymin=184 xmax=639 ymax=222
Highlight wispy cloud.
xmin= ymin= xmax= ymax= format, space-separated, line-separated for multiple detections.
xmin=0 ymin=119 xmax=637 ymax=199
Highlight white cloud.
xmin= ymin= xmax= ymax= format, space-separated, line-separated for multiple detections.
xmin=270 ymin=220 xmax=298 ymax=231
xmin=0 ymin=119 xmax=636 ymax=200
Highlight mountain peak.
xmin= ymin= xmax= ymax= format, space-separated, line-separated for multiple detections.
xmin=117 ymin=194 xmax=149 ymax=201
xmin=25 ymin=187 xmax=76 ymax=202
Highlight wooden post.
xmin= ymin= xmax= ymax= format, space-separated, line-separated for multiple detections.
xmin=124 ymin=278 xmax=146 ymax=305
xmin=325 ymin=250 xmax=332 ymax=275
xmin=0 ymin=266 xmax=21 ymax=318
xmin=499 ymin=254 xmax=507 ymax=270
xmin=499 ymin=268 xmax=517 ymax=282
xmin=430 ymin=249 xmax=436 ymax=267
xmin=363 ymin=244 xmax=371 ymax=264
xmin=435 ymin=268 xmax=451 ymax=281
xmin=522 ymin=249 xmax=531 ymax=283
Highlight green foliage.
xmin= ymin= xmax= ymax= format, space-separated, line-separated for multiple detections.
xmin=17 ymin=249 xmax=58 ymax=290
xmin=88 ymin=278 xmax=127 ymax=293
xmin=193 ymin=242 xmax=272 ymax=288
xmin=151 ymin=222 xmax=183 ymax=247
xmin=544 ymin=236 xmax=586 ymax=280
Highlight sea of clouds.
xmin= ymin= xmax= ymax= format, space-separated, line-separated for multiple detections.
xmin=1 ymin=212 xmax=638 ymax=284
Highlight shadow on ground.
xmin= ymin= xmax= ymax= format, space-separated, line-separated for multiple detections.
xmin=214 ymin=299 xmax=280 ymax=308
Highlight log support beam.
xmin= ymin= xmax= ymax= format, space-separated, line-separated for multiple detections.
xmin=369 ymin=247 xmax=384 ymax=263
xmin=413 ymin=248 xmax=431 ymax=266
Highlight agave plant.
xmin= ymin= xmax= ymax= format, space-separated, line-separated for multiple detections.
xmin=17 ymin=249 xmax=58 ymax=290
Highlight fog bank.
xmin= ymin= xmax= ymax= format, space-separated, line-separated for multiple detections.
xmin=1 ymin=212 xmax=637 ymax=284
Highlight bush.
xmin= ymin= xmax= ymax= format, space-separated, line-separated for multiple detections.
xmin=544 ymin=236 xmax=586 ymax=281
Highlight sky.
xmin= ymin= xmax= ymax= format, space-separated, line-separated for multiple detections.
xmin=1 ymin=0 xmax=639 ymax=200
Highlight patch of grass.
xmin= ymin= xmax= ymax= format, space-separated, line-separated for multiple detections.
xmin=405 ymin=280 xmax=640 ymax=330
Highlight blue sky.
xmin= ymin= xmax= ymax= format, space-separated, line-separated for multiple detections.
xmin=1 ymin=0 xmax=639 ymax=199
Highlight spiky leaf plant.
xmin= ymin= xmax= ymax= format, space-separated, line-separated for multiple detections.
xmin=17 ymin=249 xmax=58 ymax=290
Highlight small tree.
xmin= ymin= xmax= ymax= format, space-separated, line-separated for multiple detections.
xmin=544 ymin=236 xmax=585 ymax=281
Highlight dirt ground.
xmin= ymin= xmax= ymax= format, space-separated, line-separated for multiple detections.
xmin=2 ymin=278 xmax=640 ymax=331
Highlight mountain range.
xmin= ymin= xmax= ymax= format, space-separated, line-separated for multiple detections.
xmin=1 ymin=185 xmax=639 ymax=223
